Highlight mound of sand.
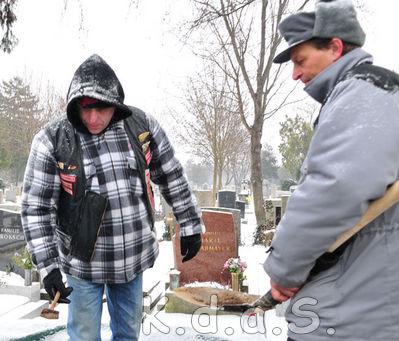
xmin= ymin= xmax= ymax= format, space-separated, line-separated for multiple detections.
xmin=173 ymin=286 xmax=260 ymax=307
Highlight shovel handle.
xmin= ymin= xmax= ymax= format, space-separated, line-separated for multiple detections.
xmin=328 ymin=180 xmax=399 ymax=252
xmin=50 ymin=291 xmax=61 ymax=310
xmin=251 ymin=289 xmax=281 ymax=312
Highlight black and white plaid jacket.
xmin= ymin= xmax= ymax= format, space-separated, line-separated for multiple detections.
xmin=22 ymin=114 xmax=204 ymax=283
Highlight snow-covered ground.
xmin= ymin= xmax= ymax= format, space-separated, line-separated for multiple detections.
xmin=0 ymin=203 xmax=288 ymax=341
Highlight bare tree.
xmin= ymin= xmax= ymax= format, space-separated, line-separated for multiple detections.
xmin=176 ymin=63 xmax=249 ymax=205
xmin=224 ymin=139 xmax=251 ymax=191
xmin=1 ymin=0 xmax=141 ymax=53
xmin=36 ymin=80 xmax=67 ymax=123
xmin=186 ymin=0 xmax=310 ymax=224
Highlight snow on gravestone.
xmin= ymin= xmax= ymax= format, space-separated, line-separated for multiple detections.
xmin=173 ymin=209 xmax=237 ymax=285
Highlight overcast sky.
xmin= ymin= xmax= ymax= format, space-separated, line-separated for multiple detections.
xmin=1 ymin=0 xmax=398 ymax=161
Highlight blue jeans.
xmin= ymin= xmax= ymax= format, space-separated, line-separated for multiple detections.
xmin=66 ymin=274 xmax=143 ymax=341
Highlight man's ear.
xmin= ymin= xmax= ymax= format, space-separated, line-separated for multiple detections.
xmin=330 ymin=38 xmax=344 ymax=61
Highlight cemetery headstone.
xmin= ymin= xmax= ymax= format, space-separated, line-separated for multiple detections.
xmin=194 ymin=190 xmax=214 ymax=207
xmin=235 ymin=200 xmax=246 ymax=218
xmin=173 ymin=209 xmax=237 ymax=285
xmin=202 ymin=207 xmax=241 ymax=251
xmin=5 ymin=189 xmax=17 ymax=203
xmin=218 ymin=190 xmax=236 ymax=209
xmin=238 ymin=191 xmax=249 ymax=202
xmin=0 ymin=208 xmax=26 ymax=277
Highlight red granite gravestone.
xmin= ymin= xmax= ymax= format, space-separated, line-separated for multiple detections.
xmin=173 ymin=209 xmax=237 ymax=285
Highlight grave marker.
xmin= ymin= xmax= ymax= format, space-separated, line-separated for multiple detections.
xmin=235 ymin=200 xmax=246 ymax=218
xmin=202 ymin=207 xmax=241 ymax=251
xmin=173 ymin=210 xmax=237 ymax=285
xmin=0 ymin=208 xmax=26 ymax=277
xmin=218 ymin=190 xmax=236 ymax=209
xmin=5 ymin=189 xmax=17 ymax=203
xmin=194 ymin=190 xmax=214 ymax=207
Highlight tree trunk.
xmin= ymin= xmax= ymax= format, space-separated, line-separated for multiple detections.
xmin=218 ymin=162 xmax=223 ymax=192
xmin=233 ymin=168 xmax=238 ymax=193
xmin=212 ymin=159 xmax=218 ymax=206
xmin=250 ymin=129 xmax=266 ymax=225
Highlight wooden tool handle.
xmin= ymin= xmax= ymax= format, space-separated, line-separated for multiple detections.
xmin=50 ymin=291 xmax=61 ymax=310
xmin=328 ymin=180 xmax=399 ymax=252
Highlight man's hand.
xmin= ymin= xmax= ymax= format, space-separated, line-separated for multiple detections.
xmin=270 ymin=279 xmax=301 ymax=302
xmin=43 ymin=269 xmax=73 ymax=303
xmin=180 ymin=233 xmax=202 ymax=262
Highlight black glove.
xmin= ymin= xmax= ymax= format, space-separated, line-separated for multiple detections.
xmin=43 ymin=269 xmax=73 ymax=304
xmin=180 ymin=233 xmax=202 ymax=262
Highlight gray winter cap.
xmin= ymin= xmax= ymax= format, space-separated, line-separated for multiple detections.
xmin=273 ymin=0 xmax=365 ymax=63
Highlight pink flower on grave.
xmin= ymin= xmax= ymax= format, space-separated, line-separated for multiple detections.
xmin=223 ymin=257 xmax=247 ymax=275
xmin=223 ymin=260 xmax=230 ymax=270
xmin=223 ymin=257 xmax=248 ymax=288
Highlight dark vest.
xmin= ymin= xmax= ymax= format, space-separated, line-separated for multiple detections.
xmin=45 ymin=106 xmax=154 ymax=262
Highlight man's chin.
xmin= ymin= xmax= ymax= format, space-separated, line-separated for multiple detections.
xmin=87 ymin=126 xmax=103 ymax=134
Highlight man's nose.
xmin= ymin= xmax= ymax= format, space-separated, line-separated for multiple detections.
xmin=87 ymin=109 xmax=99 ymax=123
xmin=292 ymin=65 xmax=302 ymax=81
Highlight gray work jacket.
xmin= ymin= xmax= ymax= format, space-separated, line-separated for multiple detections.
xmin=264 ymin=49 xmax=399 ymax=340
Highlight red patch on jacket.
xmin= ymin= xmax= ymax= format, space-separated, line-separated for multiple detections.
xmin=145 ymin=149 xmax=152 ymax=166
xmin=60 ymin=172 xmax=76 ymax=196
xmin=145 ymin=169 xmax=155 ymax=211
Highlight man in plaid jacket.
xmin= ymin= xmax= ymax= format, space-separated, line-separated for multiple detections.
xmin=21 ymin=54 xmax=205 ymax=340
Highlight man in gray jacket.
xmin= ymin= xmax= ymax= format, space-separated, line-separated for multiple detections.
xmin=264 ymin=0 xmax=399 ymax=340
